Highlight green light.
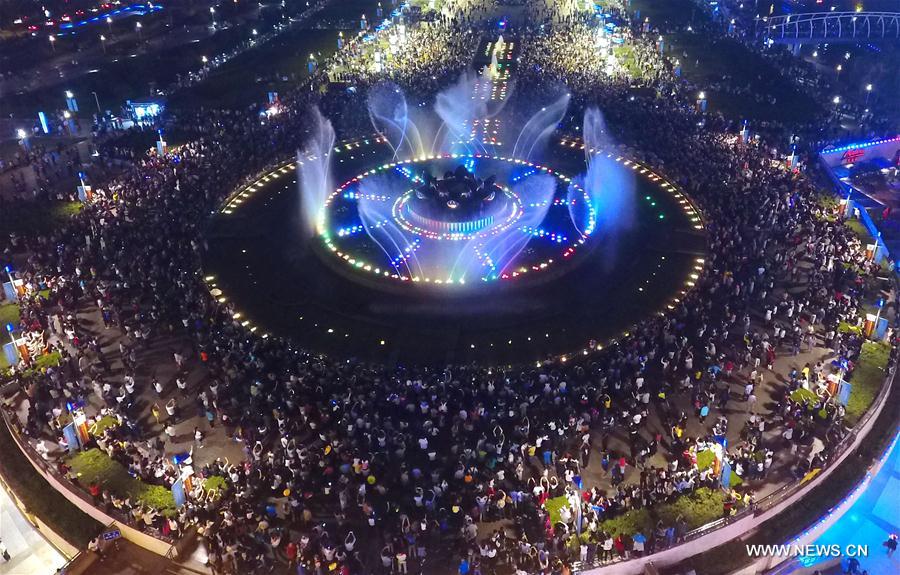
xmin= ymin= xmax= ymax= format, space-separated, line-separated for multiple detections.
xmin=658 ymin=214 xmax=665 ymax=219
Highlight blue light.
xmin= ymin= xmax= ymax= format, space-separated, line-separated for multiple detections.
xmin=5 ymin=323 xmax=13 ymax=333
xmin=820 ymin=135 xmax=900 ymax=155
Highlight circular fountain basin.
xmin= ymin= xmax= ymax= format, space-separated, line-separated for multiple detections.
xmin=203 ymin=138 xmax=706 ymax=363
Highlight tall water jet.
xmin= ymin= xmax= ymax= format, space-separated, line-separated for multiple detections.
xmin=434 ymin=72 xmax=491 ymax=155
xmin=579 ymin=107 xmax=635 ymax=234
xmin=512 ymin=92 xmax=570 ymax=162
xmin=298 ymin=107 xmax=336 ymax=239
xmin=368 ymin=82 xmax=426 ymax=160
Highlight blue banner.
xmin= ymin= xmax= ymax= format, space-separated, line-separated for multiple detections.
xmin=172 ymin=478 xmax=186 ymax=508
xmin=838 ymin=381 xmax=852 ymax=407
xmin=721 ymin=460 xmax=732 ymax=489
xmin=62 ymin=422 xmax=80 ymax=452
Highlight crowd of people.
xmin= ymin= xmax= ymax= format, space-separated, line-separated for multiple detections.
xmin=0 ymin=3 xmax=896 ymax=575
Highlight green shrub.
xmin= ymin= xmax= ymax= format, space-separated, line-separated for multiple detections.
xmin=68 ymin=449 xmax=177 ymax=517
xmin=655 ymin=487 xmax=725 ymax=528
xmin=544 ymin=495 xmax=569 ymax=525
xmin=599 ymin=507 xmax=652 ymax=537
xmin=696 ymin=449 xmax=716 ymax=471
xmin=34 ymin=351 xmax=62 ymax=370
xmin=789 ymin=387 xmax=817 ymax=405
xmin=90 ymin=415 xmax=119 ymax=437
xmin=838 ymin=321 xmax=863 ymax=335
xmin=202 ymin=475 xmax=228 ymax=493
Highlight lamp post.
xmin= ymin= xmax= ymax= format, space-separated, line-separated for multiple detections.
xmin=106 ymin=16 xmax=112 ymax=33
xmin=135 ymin=21 xmax=143 ymax=41
xmin=48 ymin=35 xmax=56 ymax=53
xmin=100 ymin=34 xmax=107 ymax=53
xmin=91 ymin=91 xmax=101 ymax=114
xmin=16 ymin=129 xmax=29 ymax=150
xmin=210 ymin=6 xmax=216 ymax=28
xmin=865 ymin=83 xmax=873 ymax=106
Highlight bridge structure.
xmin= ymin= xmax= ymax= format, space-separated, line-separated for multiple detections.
xmin=758 ymin=11 xmax=900 ymax=51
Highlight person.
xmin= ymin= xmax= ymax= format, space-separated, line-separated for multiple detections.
xmin=885 ymin=533 xmax=898 ymax=557
xmin=87 ymin=537 xmax=104 ymax=561
xmin=0 ymin=538 xmax=9 ymax=562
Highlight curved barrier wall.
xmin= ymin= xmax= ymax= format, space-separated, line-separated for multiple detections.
xmin=0 ymin=407 xmax=176 ymax=558
xmin=577 ymin=362 xmax=896 ymax=575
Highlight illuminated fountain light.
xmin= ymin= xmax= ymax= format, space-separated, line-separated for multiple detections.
xmin=320 ymin=154 xmax=594 ymax=285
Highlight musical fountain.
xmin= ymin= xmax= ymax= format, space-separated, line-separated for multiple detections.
xmin=203 ymin=36 xmax=705 ymax=362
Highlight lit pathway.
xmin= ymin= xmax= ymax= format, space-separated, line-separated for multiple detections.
xmin=0 ymin=484 xmax=66 ymax=575
xmin=800 ymin=430 xmax=900 ymax=574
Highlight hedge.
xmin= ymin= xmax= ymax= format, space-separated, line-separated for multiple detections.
xmin=545 ymin=494 xmax=569 ymax=525
xmin=598 ymin=488 xmax=728 ymax=538
xmin=0 ymin=420 xmax=101 ymax=548
xmin=68 ymin=448 xmax=178 ymax=517
xmin=845 ymin=341 xmax=890 ymax=425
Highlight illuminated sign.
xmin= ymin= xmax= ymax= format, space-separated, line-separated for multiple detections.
xmin=841 ymin=149 xmax=865 ymax=164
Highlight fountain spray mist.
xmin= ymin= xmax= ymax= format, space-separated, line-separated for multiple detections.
xmin=297 ymin=107 xmax=336 ymax=239
xmin=578 ymin=107 xmax=635 ymax=234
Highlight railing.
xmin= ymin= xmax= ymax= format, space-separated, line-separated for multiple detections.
xmin=0 ymin=405 xmax=177 ymax=548
xmin=759 ymin=11 xmax=900 ymax=43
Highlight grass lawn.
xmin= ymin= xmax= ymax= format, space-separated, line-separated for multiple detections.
xmin=89 ymin=415 xmax=119 ymax=437
xmin=630 ymin=0 xmax=698 ymax=27
xmin=0 ymin=421 xmax=102 ymax=548
xmin=598 ymin=487 xmax=728 ymax=537
xmin=68 ymin=449 xmax=178 ymax=517
xmin=167 ymin=27 xmax=342 ymax=110
xmin=0 ymin=201 xmax=82 ymax=238
xmin=666 ymin=32 xmax=820 ymax=124
xmin=845 ymin=217 xmax=873 ymax=241
xmin=790 ymin=387 xmax=818 ymax=405
xmin=0 ymin=302 xmax=19 ymax=371
xmin=544 ymin=494 xmax=569 ymax=525
xmin=630 ymin=0 xmax=821 ymax=123
xmin=0 ymin=300 xmax=19 ymax=327
xmin=846 ymin=341 xmax=891 ymax=425
xmin=696 ymin=449 xmax=743 ymax=487
xmin=201 ymin=474 xmax=228 ymax=495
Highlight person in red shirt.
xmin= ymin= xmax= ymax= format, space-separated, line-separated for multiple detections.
xmin=285 ymin=540 xmax=298 ymax=569
xmin=89 ymin=481 xmax=101 ymax=504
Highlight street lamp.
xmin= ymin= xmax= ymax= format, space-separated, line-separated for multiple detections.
xmin=48 ymin=35 xmax=56 ymax=53
xmin=865 ymin=83 xmax=873 ymax=106
xmin=100 ymin=34 xmax=107 ymax=53
xmin=91 ymin=91 xmax=101 ymax=114
xmin=210 ymin=7 xmax=216 ymax=28
xmin=833 ymin=95 xmax=841 ymax=105
xmin=836 ymin=64 xmax=842 ymax=80
xmin=135 ymin=21 xmax=143 ymax=41
xmin=16 ymin=129 xmax=27 ymax=140
xmin=106 ymin=16 xmax=113 ymax=33
xmin=202 ymin=55 xmax=208 ymax=64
